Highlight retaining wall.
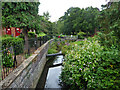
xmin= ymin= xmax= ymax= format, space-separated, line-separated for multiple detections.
xmin=0 ymin=39 xmax=53 ymax=89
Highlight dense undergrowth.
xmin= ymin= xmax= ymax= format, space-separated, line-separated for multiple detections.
xmin=60 ymin=33 xmax=120 ymax=89
xmin=48 ymin=38 xmax=74 ymax=54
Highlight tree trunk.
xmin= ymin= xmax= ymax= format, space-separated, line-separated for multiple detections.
xmin=23 ymin=29 xmax=28 ymax=54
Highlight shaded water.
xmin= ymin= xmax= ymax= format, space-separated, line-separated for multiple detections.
xmin=36 ymin=55 xmax=64 ymax=89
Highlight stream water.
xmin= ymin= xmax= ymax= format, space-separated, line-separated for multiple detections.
xmin=36 ymin=54 xmax=65 ymax=89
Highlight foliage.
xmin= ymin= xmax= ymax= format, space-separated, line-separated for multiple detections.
xmin=98 ymin=2 xmax=120 ymax=40
xmin=95 ymin=31 xmax=119 ymax=48
xmin=18 ymin=34 xmax=24 ymax=39
xmin=60 ymin=38 xmax=120 ymax=89
xmin=2 ymin=34 xmax=12 ymax=37
xmin=2 ymin=36 xmax=24 ymax=55
xmin=52 ymin=21 xmax=64 ymax=34
xmin=2 ymin=49 xmax=14 ymax=67
xmin=43 ymin=11 xmax=51 ymax=20
xmin=77 ymin=31 xmax=86 ymax=39
xmin=37 ymin=32 xmax=46 ymax=37
xmin=60 ymin=2 xmax=120 ymax=89
xmin=2 ymin=2 xmax=41 ymax=52
xmin=2 ymin=2 xmax=40 ymax=31
xmin=55 ymin=7 xmax=99 ymax=35
xmin=48 ymin=38 xmax=73 ymax=54
xmin=28 ymin=32 xmax=36 ymax=38
xmin=48 ymin=41 xmax=58 ymax=54
xmin=2 ymin=36 xmax=24 ymax=67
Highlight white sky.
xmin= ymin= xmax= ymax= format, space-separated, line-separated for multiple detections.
xmin=38 ymin=0 xmax=109 ymax=22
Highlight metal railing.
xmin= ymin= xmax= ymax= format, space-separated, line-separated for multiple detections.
xmin=0 ymin=35 xmax=52 ymax=81
xmin=0 ymin=46 xmax=17 ymax=80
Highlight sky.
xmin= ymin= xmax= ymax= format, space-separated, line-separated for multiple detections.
xmin=38 ymin=0 xmax=109 ymax=22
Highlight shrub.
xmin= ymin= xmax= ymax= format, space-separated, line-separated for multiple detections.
xmin=37 ymin=32 xmax=46 ymax=37
xmin=18 ymin=34 xmax=24 ymax=39
xmin=2 ymin=49 xmax=14 ymax=67
xmin=2 ymin=36 xmax=24 ymax=67
xmin=77 ymin=31 xmax=86 ymax=39
xmin=60 ymin=38 xmax=120 ymax=89
xmin=95 ymin=31 xmax=119 ymax=48
xmin=2 ymin=36 xmax=24 ymax=55
xmin=28 ymin=32 xmax=36 ymax=38
xmin=48 ymin=41 xmax=58 ymax=54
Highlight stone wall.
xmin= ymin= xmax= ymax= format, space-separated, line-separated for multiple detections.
xmin=0 ymin=39 xmax=53 ymax=89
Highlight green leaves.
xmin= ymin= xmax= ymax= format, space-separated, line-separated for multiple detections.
xmin=61 ymin=37 xmax=120 ymax=89
xmin=56 ymin=7 xmax=99 ymax=35
xmin=2 ymin=2 xmax=41 ymax=33
xmin=2 ymin=36 xmax=24 ymax=55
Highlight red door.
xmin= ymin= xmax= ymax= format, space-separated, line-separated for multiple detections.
xmin=6 ymin=28 xmax=11 ymax=35
xmin=15 ymin=28 xmax=21 ymax=37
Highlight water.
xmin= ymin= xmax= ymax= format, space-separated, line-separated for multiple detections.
xmin=45 ymin=65 xmax=62 ymax=88
xmin=36 ymin=55 xmax=64 ymax=89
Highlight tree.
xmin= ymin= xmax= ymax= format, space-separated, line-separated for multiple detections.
xmin=43 ymin=11 xmax=51 ymax=20
xmin=2 ymin=2 xmax=40 ymax=52
xmin=98 ymin=2 xmax=120 ymax=39
xmin=38 ymin=15 xmax=53 ymax=35
xmin=57 ymin=7 xmax=99 ymax=35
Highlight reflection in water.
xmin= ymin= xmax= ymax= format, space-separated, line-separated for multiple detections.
xmin=45 ymin=66 xmax=62 ymax=88
xmin=36 ymin=55 xmax=64 ymax=89
xmin=53 ymin=55 xmax=63 ymax=65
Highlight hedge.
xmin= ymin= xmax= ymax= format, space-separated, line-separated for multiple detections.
xmin=2 ymin=36 xmax=24 ymax=55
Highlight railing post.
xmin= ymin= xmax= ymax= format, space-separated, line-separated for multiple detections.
xmin=46 ymin=36 xmax=47 ymax=42
xmin=13 ymin=45 xmax=17 ymax=67
xmin=35 ymin=38 xmax=37 ymax=50
xmin=46 ymin=36 xmax=48 ymax=42
xmin=40 ymin=37 xmax=41 ymax=46
xmin=44 ymin=36 xmax=46 ymax=43
xmin=43 ymin=36 xmax=45 ymax=44
xmin=28 ymin=39 xmax=30 ymax=56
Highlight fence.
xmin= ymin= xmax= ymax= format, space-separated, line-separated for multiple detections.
xmin=0 ymin=35 xmax=52 ymax=81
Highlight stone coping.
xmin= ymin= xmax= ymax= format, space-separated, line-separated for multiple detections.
xmin=0 ymin=39 xmax=53 ymax=89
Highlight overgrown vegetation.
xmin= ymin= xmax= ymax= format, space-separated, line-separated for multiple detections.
xmin=2 ymin=36 xmax=24 ymax=67
xmin=2 ymin=36 xmax=24 ymax=55
xmin=60 ymin=2 xmax=120 ymax=89
xmin=48 ymin=38 xmax=74 ymax=54
xmin=61 ymin=36 xmax=120 ymax=89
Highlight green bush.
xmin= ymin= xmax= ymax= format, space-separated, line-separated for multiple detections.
xmin=77 ymin=31 xmax=86 ymax=39
xmin=28 ymin=32 xmax=36 ymax=38
xmin=2 ymin=36 xmax=24 ymax=55
xmin=48 ymin=41 xmax=58 ymax=54
xmin=60 ymin=38 xmax=120 ymax=89
xmin=2 ymin=36 xmax=24 ymax=67
xmin=37 ymin=32 xmax=46 ymax=37
xmin=2 ymin=35 xmax=12 ymax=37
xmin=95 ymin=31 xmax=119 ymax=48
xmin=18 ymin=34 xmax=24 ymax=39
xmin=2 ymin=49 xmax=14 ymax=67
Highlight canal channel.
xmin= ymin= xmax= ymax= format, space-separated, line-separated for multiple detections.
xmin=36 ymin=53 xmax=65 ymax=89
